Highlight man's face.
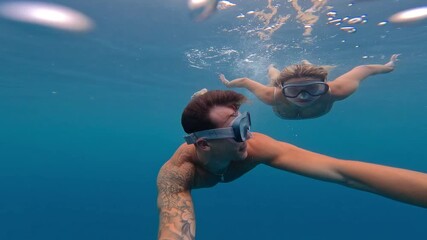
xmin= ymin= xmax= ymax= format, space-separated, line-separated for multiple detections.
xmin=207 ymin=106 xmax=248 ymax=161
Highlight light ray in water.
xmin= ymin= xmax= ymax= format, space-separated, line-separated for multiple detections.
xmin=389 ymin=6 xmax=427 ymax=23
xmin=188 ymin=0 xmax=219 ymax=22
xmin=0 ymin=1 xmax=94 ymax=32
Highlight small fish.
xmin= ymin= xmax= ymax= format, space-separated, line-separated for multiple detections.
xmin=327 ymin=11 xmax=337 ymax=17
xmin=217 ymin=1 xmax=236 ymax=10
xmin=328 ymin=19 xmax=342 ymax=24
xmin=340 ymin=26 xmax=356 ymax=33
xmin=236 ymin=13 xmax=245 ymax=19
xmin=347 ymin=17 xmax=362 ymax=24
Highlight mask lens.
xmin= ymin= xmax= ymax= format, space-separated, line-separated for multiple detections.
xmin=233 ymin=112 xmax=251 ymax=142
xmin=282 ymin=82 xmax=328 ymax=98
xmin=283 ymin=86 xmax=304 ymax=98
xmin=306 ymin=83 xmax=328 ymax=96
xmin=240 ymin=112 xmax=251 ymax=141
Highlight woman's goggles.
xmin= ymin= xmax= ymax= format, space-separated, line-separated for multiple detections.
xmin=184 ymin=112 xmax=252 ymax=144
xmin=282 ymin=81 xmax=329 ymax=98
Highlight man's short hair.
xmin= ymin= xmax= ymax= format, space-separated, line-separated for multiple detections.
xmin=181 ymin=90 xmax=247 ymax=133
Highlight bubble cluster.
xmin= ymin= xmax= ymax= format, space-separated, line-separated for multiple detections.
xmin=185 ymin=47 xmax=240 ymax=70
xmin=326 ymin=11 xmax=367 ymax=34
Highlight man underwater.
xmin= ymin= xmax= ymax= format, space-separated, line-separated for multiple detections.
xmin=157 ymin=89 xmax=427 ymax=239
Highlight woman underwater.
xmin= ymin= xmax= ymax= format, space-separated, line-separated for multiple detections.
xmin=219 ymin=54 xmax=399 ymax=119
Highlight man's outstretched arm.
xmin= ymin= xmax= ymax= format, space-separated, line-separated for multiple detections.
xmin=251 ymin=133 xmax=427 ymax=208
xmin=157 ymin=161 xmax=196 ymax=240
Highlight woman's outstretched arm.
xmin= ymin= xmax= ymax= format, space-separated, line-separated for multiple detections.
xmin=328 ymin=54 xmax=399 ymax=101
xmin=219 ymin=74 xmax=276 ymax=105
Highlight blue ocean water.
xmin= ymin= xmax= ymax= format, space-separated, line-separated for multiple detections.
xmin=0 ymin=0 xmax=426 ymax=239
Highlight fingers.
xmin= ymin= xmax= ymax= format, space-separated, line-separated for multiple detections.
xmin=390 ymin=54 xmax=400 ymax=62
xmin=384 ymin=54 xmax=400 ymax=70
xmin=219 ymin=74 xmax=230 ymax=86
xmin=191 ymin=88 xmax=208 ymax=99
xmin=219 ymin=74 xmax=227 ymax=82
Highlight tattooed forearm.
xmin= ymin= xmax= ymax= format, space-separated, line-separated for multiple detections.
xmin=181 ymin=221 xmax=194 ymax=240
xmin=158 ymin=193 xmax=195 ymax=239
xmin=158 ymin=198 xmax=195 ymax=239
xmin=157 ymin=162 xmax=196 ymax=240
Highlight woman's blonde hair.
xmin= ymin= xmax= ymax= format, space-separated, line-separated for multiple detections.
xmin=271 ymin=60 xmax=335 ymax=87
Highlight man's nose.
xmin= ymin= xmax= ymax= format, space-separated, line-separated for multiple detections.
xmin=247 ymin=131 xmax=253 ymax=140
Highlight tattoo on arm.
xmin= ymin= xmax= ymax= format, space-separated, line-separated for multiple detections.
xmin=157 ymin=164 xmax=196 ymax=240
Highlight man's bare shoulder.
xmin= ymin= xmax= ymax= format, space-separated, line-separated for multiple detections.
xmin=247 ymin=132 xmax=276 ymax=159
xmin=246 ymin=132 xmax=296 ymax=163
xmin=247 ymin=132 xmax=285 ymax=146
xmin=157 ymin=144 xmax=196 ymax=193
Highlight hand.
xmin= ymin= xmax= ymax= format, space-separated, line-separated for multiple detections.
xmin=219 ymin=74 xmax=230 ymax=86
xmin=384 ymin=54 xmax=400 ymax=69
xmin=267 ymin=64 xmax=280 ymax=83
xmin=267 ymin=64 xmax=276 ymax=70
xmin=191 ymin=88 xmax=208 ymax=99
xmin=219 ymin=74 xmax=247 ymax=88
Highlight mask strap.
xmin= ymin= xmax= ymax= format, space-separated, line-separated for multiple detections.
xmin=273 ymin=87 xmax=277 ymax=103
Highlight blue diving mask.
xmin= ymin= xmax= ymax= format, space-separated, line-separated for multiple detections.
xmin=184 ymin=111 xmax=252 ymax=144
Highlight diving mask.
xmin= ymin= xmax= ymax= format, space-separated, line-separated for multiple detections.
xmin=184 ymin=111 xmax=252 ymax=144
xmin=282 ymin=81 xmax=329 ymax=98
